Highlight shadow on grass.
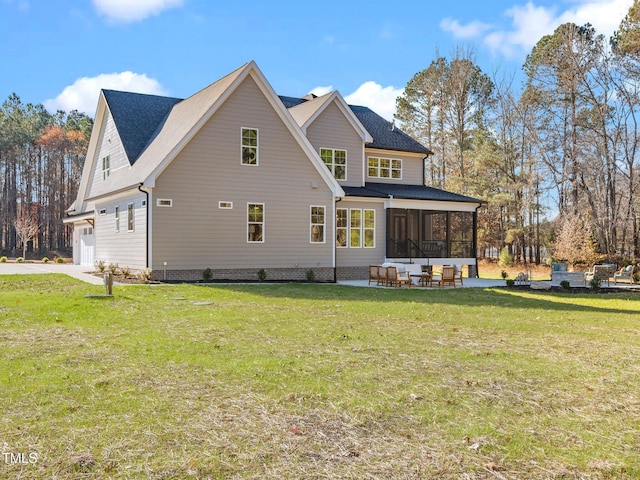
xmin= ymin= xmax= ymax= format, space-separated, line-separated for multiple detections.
xmin=195 ymin=282 xmax=640 ymax=316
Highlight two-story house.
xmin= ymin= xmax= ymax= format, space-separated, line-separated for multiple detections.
xmin=65 ymin=61 xmax=481 ymax=281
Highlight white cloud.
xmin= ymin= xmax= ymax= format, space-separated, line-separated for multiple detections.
xmin=440 ymin=18 xmax=492 ymax=39
xmin=344 ymin=81 xmax=404 ymax=121
xmin=45 ymin=72 xmax=167 ymax=114
xmin=92 ymin=0 xmax=184 ymax=23
xmin=443 ymin=0 xmax=634 ymax=59
xmin=309 ymin=85 xmax=333 ymax=97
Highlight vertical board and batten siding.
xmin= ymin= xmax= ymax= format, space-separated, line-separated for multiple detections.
xmin=364 ymin=148 xmax=425 ymax=185
xmin=335 ymin=199 xmax=387 ymax=267
xmin=151 ymin=75 xmax=335 ymax=271
xmin=93 ymin=192 xmax=147 ymax=270
xmin=85 ymin=110 xmax=129 ymax=200
xmin=305 ymin=102 xmax=364 ymax=187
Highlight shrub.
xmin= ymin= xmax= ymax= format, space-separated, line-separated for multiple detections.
xmin=498 ymin=247 xmax=514 ymax=268
xmin=108 ymin=263 xmax=118 ymax=275
xmin=56 ymin=257 xmax=64 ymax=264
xmin=202 ymin=268 xmax=213 ymax=282
xmin=138 ymin=268 xmax=153 ymax=284
xmin=257 ymin=268 xmax=267 ymax=282
xmin=589 ymin=277 xmax=602 ymax=290
xmin=42 ymin=257 xmax=49 ymax=263
xmin=506 ymin=279 xmax=515 ymax=287
xmin=501 ymin=270 xmax=508 ymax=280
xmin=95 ymin=259 xmax=106 ymax=273
xmin=16 ymin=257 xmax=24 ymax=263
xmin=560 ymin=280 xmax=571 ymax=290
xmin=306 ymin=268 xmax=315 ymax=282
xmin=121 ymin=266 xmax=131 ymax=279
xmin=0 ymin=256 xmax=7 ymax=263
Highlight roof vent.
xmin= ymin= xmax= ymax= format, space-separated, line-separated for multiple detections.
xmin=302 ymin=93 xmax=318 ymax=101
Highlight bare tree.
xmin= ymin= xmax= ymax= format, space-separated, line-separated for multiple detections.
xmin=14 ymin=207 xmax=40 ymax=258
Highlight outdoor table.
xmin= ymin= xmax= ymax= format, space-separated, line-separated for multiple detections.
xmin=410 ymin=273 xmax=432 ymax=287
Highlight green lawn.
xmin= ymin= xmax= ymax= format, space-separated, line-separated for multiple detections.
xmin=2 ymin=275 xmax=640 ymax=479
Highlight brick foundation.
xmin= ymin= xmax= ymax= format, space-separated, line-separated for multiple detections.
xmin=152 ymin=267 xmax=335 ymax=283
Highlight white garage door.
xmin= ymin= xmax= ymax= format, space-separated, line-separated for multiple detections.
xmin=79 ymin=227 xmax=94 ymax=266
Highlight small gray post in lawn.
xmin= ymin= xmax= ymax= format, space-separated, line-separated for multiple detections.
xmin=103 ymin=272 xmax=113 ymax=295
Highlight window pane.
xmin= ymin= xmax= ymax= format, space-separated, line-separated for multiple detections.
xmin=364 ymin=229 xmax=374 ymax=247
xmin=336 ymin=209 xmax=347 ymax=228
xmin=336 ymin=228 xmax=347 ymax=247
xmin=335 ymin=165 xmax=346 ymax=180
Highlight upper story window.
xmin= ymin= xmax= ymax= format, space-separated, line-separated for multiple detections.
xmin=368 ymin=157 xmax=401 ymax=179
xmin=241 ymin=128 xmax=258 ymax=165
xmin=102 ymin=155 xmax=110 ymax=180
xmin=320 ymin=148 xmax=346 ymax=180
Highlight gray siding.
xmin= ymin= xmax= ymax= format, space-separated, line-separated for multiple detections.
xmin=86 ymin=110 xmax=129 ymax=200
xmin=94 ymin=192 xmax=147 ymax=270
xmin=151 ymin=75 xmax=335 ymax=272
xmin=306 ymin=102 xmax=364 ymax=187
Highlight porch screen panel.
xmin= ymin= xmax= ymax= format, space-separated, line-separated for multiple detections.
xmin=422 ymin=212 xmax=447 ymax=257
xmin=449 ymin=212 xmax=474 ymax=257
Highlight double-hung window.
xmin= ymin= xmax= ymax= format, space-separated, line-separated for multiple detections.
xmin=102 ymin=155 xmax=110 ymax=180
xmin=367 ymin=156 xmax=401 ymax=179
xmin=247 ymin=203 xmax=264 ymax=242
xmin=320 ymin=148 xmax=346 ymax=180
xmin=127 ymin=203 xmax=134 ymax=232
xmin=310 ymin=206 xmax=325 ymax=243
xmin=241 ymin=128 xmax=258 ymax=165
xmin=336 ymin=208 xmax=348 ymax=247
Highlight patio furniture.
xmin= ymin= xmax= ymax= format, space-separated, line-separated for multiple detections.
xmin=453 ymin=265 xmax=464 ymax=286
xmin=437 ymin=266 xmax=456 ymax=288
xmin=585 ymin=265 xmax=611 ymax=286
xmin=386 ymin=265 xmax=411 ymax=288
xmin=410 ymin=272 xmax=432 ymax=287
xmin=368 ymin=265 xmax=385 ymax=286
xmin=614 ymin=265 xmax=635 ymax=284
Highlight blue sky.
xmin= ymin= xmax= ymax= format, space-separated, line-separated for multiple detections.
xmin=0 ymin=0 xmax=633 ymax=120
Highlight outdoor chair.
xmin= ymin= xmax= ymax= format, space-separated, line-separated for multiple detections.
xmin=386 ymin=266 xmax=411 ymax=288
xmin=614 ymin=265 xmax=635 ymax=284
xmin=438 ymin=266 xmax=456 ymax=288
xmin=453 ymin=265 xmax=464 ymax=286
xmin=368 ymin=265 xmax=383 ymax=285
xmin=584 ymin=265 xmax=611 ymax=286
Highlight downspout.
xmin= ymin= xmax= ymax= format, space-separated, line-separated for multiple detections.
xmin=138 ymin=183 xmax=150 ymax=269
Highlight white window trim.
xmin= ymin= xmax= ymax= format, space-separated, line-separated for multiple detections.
xmin=310 ymin=205 xmax=326 ymax=244
xmin=241 ymin=127 xmax=259 ymax=166
xmin=367 ymin=156 xmax=402 ymax=179
xmin=247 ymin=202 xmax=265 ymax=243
xmin=102 ymin=155 xmax=110 ymax=181
xmin=336 ymin=208 xmax=375 ymax=248
xmin=336 ymin=208 xmax=348 ymax=248
xmin=320 ymin=147 xmax=347 ymax=180
xmin=115 ymin=206 xmax=120 ymax=233
xmin=127 ymin=202 xmax=134 ymax=232
xmin=363 ymin=209 xmax=376 ymax=248
xmin=157 ymin=199 xmax=173 ymax=207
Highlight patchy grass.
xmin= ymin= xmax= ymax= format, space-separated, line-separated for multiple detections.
xmin=1 ymin=275 xmax=640 ymax=478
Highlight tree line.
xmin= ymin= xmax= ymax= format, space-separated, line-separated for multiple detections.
xmin=0 ymin=94 xmax=92 ymax=257
xmin=396 ymin=2 xmax=640 ymax=266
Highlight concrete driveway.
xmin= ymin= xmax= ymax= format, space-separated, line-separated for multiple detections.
xmin=0 ymin=262 xmax=104 ymax=285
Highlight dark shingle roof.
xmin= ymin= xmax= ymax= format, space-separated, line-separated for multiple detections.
xmin=103 ymin=90 xmax=182 ymax=165
xmin=343 ymin=182 xmax=481 ymax=204
xmin=279 ymin=95 xmax=431 ymax=155
xmin=103 ymin=89 xmax=430 ymax=167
